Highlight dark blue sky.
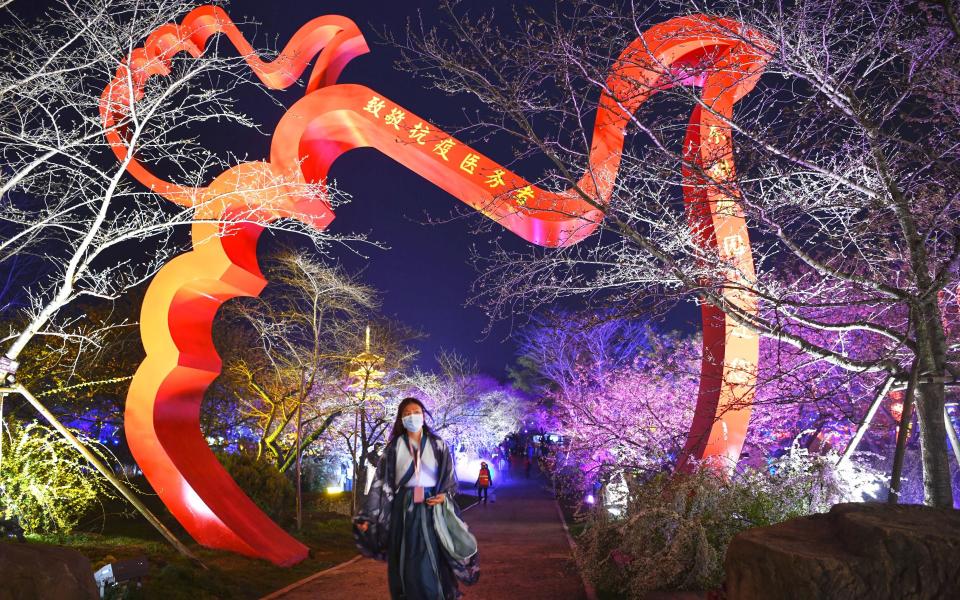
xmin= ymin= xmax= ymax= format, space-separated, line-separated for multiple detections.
xmin=226 ymin=0 xmax=555 ymax=376
xmin=1 ymin=0 xmax=563 ymax=376
xmin=6 ymin=0 xmax=697 ymax=376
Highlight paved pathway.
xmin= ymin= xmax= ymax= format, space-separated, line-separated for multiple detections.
xmin=265 ymin=463 xmax=588 ymax=599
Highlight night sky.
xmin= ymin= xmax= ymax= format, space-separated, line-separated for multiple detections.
xmin=209 ymin=0 xmax=561 ymax=376
xmin=5 ymin=0 xmax=697 ymax=376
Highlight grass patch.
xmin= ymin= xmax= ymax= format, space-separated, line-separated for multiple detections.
xmin=28 ymin=482 xmax=484 ymax=598
xmin=28 ymin=484 xmax=358 ymax=599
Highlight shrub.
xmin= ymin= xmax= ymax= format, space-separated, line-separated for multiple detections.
xmin=310 ymin=490 xmax=353 ymax=516
xmin=574 ymin=449 xmax=882 ymax=595
xmin=136 ymin=563 xmax=230 ymax=600
xmin=0 ymin=420 xmax=116 ymax=533
xmin=216 ymin=451 xmax=295 ymax=524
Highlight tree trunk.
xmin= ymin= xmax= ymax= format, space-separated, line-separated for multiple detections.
xmin=279 ymin=411 xmax=341 ymax=473
xmin=295 ymin=402 xmax=303 ymax=532
xmin=912 ymin=300 xmax=954 ymax=508
xmin=914 ymin=381 xmax=954 ymax=507
xmin=889 ymin=362 xmax=917 ymax=504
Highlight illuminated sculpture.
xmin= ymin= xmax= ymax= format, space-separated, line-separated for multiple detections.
xmin=101 ymin=6 xmax=770 ymax=565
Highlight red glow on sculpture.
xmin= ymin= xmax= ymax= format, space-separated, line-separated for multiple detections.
xmin=102 ymin=6 xmax=770 ymax=564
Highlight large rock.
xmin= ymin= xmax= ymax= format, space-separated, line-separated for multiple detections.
xmin=725 ymin=502 xmax=960 ymax=600
xmin=0 ymin=541 xmax=98 ymax=600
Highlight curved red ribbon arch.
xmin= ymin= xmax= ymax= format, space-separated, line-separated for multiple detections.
xmin=102 ymin=6 xmax=770 ymax=565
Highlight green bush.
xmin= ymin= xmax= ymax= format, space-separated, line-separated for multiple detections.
xmin=139 ymin=563 xmax=231 ymax=600
xmin=0 ymin=420 xmax=116 ymax=533
xmin=216 ymin=451 xmax=295 ymax=524
xmin=574 ymin=453 xmax=859 ymax=595
xmin=309 ymin=490 xmax=353 ymax=516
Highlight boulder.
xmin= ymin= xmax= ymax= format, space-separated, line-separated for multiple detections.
xmin=0 ymin=541 xmax=98 ymax=600
xmin=725 ymin=502 xmax=960 ymax=600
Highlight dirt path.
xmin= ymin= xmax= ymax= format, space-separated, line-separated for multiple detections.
xmin=264 ymin=463 xmax=589 ymax=600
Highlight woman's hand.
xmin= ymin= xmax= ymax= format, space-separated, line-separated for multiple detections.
xmin=356 ymin=520 xmax=369 ymax=533
xmin=425 ymin=493 xmax=446 ymax=506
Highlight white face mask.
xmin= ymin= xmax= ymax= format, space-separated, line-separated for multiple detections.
xmin=402 ymin=413 xmax=424 ymax=433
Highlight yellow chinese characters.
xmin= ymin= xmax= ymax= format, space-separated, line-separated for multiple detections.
xmin=384 ymin=108 xmax=405 ymax=130
xmin=725 ymin=357 xmax=753 ymax=385
xmin=363 ymin=96 xmax=386 ymax=118
xmin=514 ymin=186 xmax=534 ymax=207
xmin=486 ymin=169 xmax=506 ymax=189
xmin=707 ymin=124 xmax=728 ymax=145
xmin=707 ymin=158 xmax=732 ymax=181
xmin=360 ymin=97 xmax=543 ymax=210
xmin=433 ymin=138 xmax=456 ymax=160
xmin=459 ymin=153 xmax=480 ymax=174
xmin=715 ymin=195 xmax=738 ymax=216
xmin=409 ymin=122 xmax=430 ymax=145
xmin=721 ymin=233 xmax=746 ymax=258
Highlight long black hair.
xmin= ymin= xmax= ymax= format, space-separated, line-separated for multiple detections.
xmin=388 ymin=397 xmax=435 ymax=442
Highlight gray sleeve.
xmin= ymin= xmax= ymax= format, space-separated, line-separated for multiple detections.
xmin=358 ymin=446 xmax=392 ymax=521
xmin=438 ymin=439 xmax=459 ymax=496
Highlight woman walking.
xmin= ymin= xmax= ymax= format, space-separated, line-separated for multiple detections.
xmin=354 ymin=397 xmax=479 ymax=599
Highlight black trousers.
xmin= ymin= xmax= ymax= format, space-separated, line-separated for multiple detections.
xmin=477 ymin=486 xmax=489 ymax=502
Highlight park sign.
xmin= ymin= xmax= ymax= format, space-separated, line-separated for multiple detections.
xmin=99 ymin=6 xmax=771 ymax=565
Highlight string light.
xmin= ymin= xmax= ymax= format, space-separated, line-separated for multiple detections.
xmin=35 ymin=376 xmax=134 ymax=398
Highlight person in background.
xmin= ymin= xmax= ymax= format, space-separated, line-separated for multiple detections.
xmin=497 ymin=447 xmax=509 ymax=482
xmin=475 ymin=461 xmax=494 ymax=504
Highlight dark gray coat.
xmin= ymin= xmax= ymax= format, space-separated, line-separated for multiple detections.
xmin=353 ymin=431 xmax=479 ymax=585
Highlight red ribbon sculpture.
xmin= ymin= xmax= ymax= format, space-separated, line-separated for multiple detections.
xmin=101 ymin=6 xmax=771 ymax=565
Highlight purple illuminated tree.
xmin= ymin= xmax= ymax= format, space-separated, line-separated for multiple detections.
xmin=404 ymin=351 xmax=525 ymax=457
xmin=512 ymin=312 xmax=699 ymax=481
xmin=516 ymin=305 xmax=958 ymax=504
xmin=399 ymin=0 xmax=960 ymax=506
